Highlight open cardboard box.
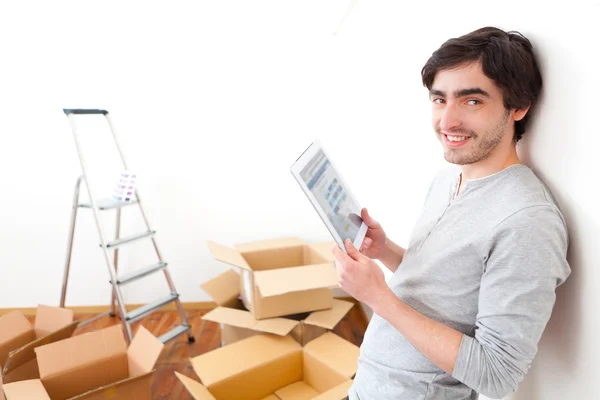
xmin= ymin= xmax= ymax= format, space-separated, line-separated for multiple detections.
xmin=176 ymin=331 xmax=360 ymax=400
xmin=207 ymin=238 xmax=339 ymax=319
xmin=2 ymin=324 xmax=164 ymax=400
xmin=0 ymin=306 xmax=79 ymax=392
xmin=201 ymin=269 xmax=354 ymax=346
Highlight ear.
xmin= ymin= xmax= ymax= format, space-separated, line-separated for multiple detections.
xmin=513 ymin=104 xmax=531 ymax=122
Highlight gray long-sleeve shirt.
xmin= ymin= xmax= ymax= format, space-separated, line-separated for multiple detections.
xmin=349 ymin=164 xmax=571 ymax=399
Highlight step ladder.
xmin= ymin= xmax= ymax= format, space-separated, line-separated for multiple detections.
xmin=59 ymin=109 xmax=194 ymax=344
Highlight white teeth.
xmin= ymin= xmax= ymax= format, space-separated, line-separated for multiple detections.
xmin=447 ymin=135 xmax=468 ymax=142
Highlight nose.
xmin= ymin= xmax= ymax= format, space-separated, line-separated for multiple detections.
xmin=438 ymin=103 xmax=463 ymax=133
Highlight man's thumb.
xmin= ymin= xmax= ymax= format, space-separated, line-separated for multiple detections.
xmin=345 ymin=238 xmax=367 ymax=262
xmin=362 ymin=208 xmax=380 ymax=228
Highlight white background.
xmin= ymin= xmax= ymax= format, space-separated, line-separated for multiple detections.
xmin=0 ymin=1 xmax=598 ymax=399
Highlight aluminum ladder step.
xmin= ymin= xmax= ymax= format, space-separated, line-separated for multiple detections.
xmin=79 ymin=198 xmax=139 ymax=210
xmin=159 ymin=324 xmax=193 ymax=344
xmin=61 ymin=109 xmax=194 ymax=345
xmin=112 ymin=262 xmax=168 ymax=286
xmin=126 ymin=293 xmax=179 ymax=322
xmin=103 ymin=230 xmax=155 ymax=249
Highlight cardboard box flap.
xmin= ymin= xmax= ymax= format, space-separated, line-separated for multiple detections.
xmin=35 ymin=325 xmax=127 ymax=379
xmin=0 ymin=312 xmax=32 ymax=346
xmin=275 ymin=381 xmax=319 ymax=400
xmin=309 ymin=241 xmax=337 ymax=263
xmin=260 ymin=396 xmax=279 ymax=400
xmin=200 ymin=269 xmax=241 ymax=306
xmin=190 ymin=334 xmax=301 ymax=387
xmin=2 ymin=379 xmax=51 ymax=400
xmin=203 ymin=307 xmax=299 ymax=336
xmin=3 ymin=321 xmax=79 ymax=377
xmin=127 ymin=326 xmax=164 ymax=378
xmin=175 ymin=372 xmax=216 ymax=400
xmin=254 ymin=264 xmax=338 ymax=298
xmin=303 ymin=333 xmax=359 ymax=379
xmin=33 ymin=305 xmax=74 ymax=337
xmin=303 ymin=299 xmax=354 ymax=329
xmin=312 ymin=380 xmax=354 ymax=400
xmin=207 ymin=241 xmax=252 ymax=271
xmin=234 ymin=237 xmax=307 ymax=253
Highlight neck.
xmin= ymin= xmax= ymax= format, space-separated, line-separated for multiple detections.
xmin=460 ymin=143 xmax=521 ymax=181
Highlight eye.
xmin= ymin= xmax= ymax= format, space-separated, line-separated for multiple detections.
xmin=466 ymin=99 xmax=482 ymax=106
xmin=432 ymin=98 xmax=445 ymax=104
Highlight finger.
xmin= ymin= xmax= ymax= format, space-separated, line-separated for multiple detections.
xmin=344 ymin=238 xmax=371 ymax=263
xmin=362 ymin=237 xmax=373 ymax=248
xmin=334 ymin=259 xmax=344 ymax=278
xmin=332 ymin=243 xmax=355 ymax=265
xmin=359 ymin=237 xmax=372 ymax=253
xmin=361 ymin=208 xmax=381 ymax=229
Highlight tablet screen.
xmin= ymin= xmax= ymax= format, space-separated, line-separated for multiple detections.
xmin=299 ymin=148 xmax=363 ymax=244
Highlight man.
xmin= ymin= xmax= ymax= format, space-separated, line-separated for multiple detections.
xmin=333 ymin=27 xmax=571 ymax=399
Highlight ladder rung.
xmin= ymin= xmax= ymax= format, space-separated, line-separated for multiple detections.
xmin=126 ymin=293 xmax=179 ymax=322
xmin=113 ymin=262 xmax=168 ymax=286
xmin=79 ymin=198 xmax=139 ymax=210
xmin=104 ymin=231 xmax=155 ymax=249
xmin=158 ymin=324 xmax=191 ymax=344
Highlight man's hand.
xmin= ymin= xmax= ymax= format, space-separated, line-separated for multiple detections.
xmin=332 ymin=238 xmax=391 ymax=311
xmin=358 ymin=208 xmax=388 ymax=260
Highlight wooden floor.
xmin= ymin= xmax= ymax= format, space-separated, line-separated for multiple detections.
xmin=27 ymin=305 xmax=368 ymax=399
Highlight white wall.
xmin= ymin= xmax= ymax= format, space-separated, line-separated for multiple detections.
xmin=0 ymin=1 xmax=597 ymax=399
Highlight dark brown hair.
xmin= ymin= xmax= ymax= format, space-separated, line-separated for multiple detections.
xmin=421 ymin=27 xmax=543 ymax=142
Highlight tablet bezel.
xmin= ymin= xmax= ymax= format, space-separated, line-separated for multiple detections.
xmin=290 ymin=139 xmax=368 ymax=254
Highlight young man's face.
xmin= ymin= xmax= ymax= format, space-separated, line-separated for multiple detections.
xmin=429 ymin=62 xmax=515 ymax=165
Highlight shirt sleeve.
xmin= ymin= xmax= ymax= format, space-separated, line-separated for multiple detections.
xmin=451 ymin=205 xmax=571 ymax=399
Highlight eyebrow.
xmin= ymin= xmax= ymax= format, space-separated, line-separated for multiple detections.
xmin=429 ymin=88 xmax=491 ymax=99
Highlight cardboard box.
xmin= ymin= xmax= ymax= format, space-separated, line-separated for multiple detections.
xmin=2 ymin=324 xmax=164 ymax=400
xmin=176 ymin=331 xmax=360 ymax=400
xmin=207 ymin=238 xmax=339 ymax=319
xmin=0 ymin=306 xmax=78 ymax=387
xmin=201 ymin=269 xmax=354 ymax=346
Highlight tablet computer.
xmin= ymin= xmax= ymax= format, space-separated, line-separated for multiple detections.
xmin=291 ymin=139 xmax=368 ymax=254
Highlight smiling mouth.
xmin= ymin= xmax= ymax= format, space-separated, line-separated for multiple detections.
xmin=444 ymin=134 xmax=470 ymax=142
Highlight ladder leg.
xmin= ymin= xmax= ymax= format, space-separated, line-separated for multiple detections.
xmin=60 ymin=176 xmax=83 ymax=308
xmin=162 ymin=265 xmax=195 ymax=342
xmin=110 ymin=208 xmax=122 ymax=317
xmin=66 ymin=113 xmax=133 ymax=342
xmin=137 ymin=186 xmax=194 ymax=342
